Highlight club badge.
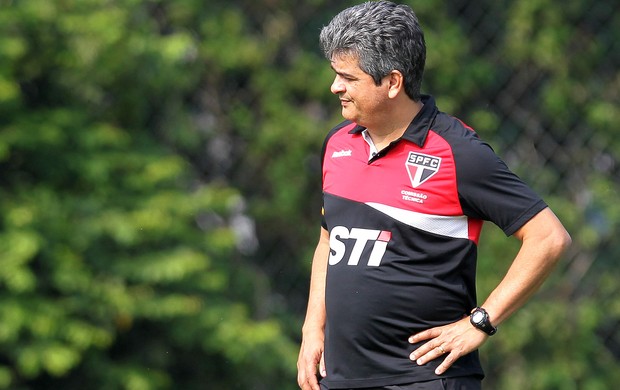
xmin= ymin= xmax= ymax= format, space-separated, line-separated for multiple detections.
xmin=405 ymin=152 xmax=441 ymax=188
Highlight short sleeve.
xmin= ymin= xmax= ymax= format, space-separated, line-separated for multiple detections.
xmin=454 ymin=136 xmax=547 ymax=236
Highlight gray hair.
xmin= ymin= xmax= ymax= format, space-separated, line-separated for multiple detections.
xmin=320 ymin=1 xmax=426 ymax=101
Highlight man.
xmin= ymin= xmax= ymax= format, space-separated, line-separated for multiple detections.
xmin=297 ymin=1 xmax=571 ymax=390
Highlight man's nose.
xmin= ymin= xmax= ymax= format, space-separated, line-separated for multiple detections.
xmin=331 ymin=76 xmax=345 ymax=94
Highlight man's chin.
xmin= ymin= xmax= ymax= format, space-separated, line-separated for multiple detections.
xmin=340 ymin=109 xmax=357 ymax=123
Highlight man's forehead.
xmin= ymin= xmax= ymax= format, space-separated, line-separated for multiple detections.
xmin=330 ymin=53 xmax=362 ymax=72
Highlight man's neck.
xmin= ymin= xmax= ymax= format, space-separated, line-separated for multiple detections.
xmin=365 ymin=99 xmax=424 ymax=150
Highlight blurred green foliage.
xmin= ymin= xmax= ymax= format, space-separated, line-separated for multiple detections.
xmin=0 ymin=0 xmax=618 ymax=389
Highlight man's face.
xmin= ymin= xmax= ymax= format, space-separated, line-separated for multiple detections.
xmin=329 ymin=54 xmax=389 ymax=126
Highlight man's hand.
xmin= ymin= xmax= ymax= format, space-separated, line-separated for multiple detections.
xmin=297 ymin=330 xmax=326 ymax=390
xmin=408 ymin=317 xmax=487 ymax=375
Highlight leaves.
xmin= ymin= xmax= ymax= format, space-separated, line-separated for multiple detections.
xmin=0 ymin=0 xmax=618 ymax=389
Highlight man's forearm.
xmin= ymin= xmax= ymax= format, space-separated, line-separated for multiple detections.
xmin=481 ymin=208 xmax=571 ymax=326
xmin=302 ymin=227 xmax=330 ymax=334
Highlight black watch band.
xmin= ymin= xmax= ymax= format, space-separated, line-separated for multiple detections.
xmin=470 ymin=307 xmax=497 ymax=336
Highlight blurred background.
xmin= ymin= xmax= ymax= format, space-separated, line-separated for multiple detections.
xmin=0 ymin=0 xmax=618 ymax=389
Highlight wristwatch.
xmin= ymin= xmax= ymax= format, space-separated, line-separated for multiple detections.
xmin=470 ymin=307 xmax=497 ymax=336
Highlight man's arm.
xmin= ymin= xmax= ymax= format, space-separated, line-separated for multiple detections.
xmin=409 ymin=207 xmax=571 ymax=374
xmin=297 ymin=227 xmax=330 ymax=390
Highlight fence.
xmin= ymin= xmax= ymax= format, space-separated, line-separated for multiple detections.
xmin=243 ymin=0 xmax=620 ymax=386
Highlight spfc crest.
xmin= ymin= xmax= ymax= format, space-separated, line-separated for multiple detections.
xmin=405 ymin=152 xmax=441 ymax=188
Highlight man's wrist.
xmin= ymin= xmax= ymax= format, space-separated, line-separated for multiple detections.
xmin=301 ymin=323 xmax=325 ymax=336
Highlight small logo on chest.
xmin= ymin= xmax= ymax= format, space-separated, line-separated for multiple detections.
xmin=332 ymin=149 xmax=352 ymax=158
xmin=405 ymin=152 xmax=441 ymax=188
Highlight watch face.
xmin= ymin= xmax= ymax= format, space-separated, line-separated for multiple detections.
xmin=472 ymin=311 xmax=484 ymax=323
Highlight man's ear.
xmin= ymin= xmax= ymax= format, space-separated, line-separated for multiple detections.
xmin=387 ymin=70 xmax=404 ymax=99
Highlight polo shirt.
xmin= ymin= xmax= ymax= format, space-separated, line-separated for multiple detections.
xmin=320 ymin=95 xmax=547 ymax=388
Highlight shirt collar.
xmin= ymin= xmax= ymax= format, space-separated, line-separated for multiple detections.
xmin=348 ymin=95 xmax=438 ymax=147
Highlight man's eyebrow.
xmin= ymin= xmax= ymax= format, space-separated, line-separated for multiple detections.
xmin=330 ymin=64 xmax=356 ymax=79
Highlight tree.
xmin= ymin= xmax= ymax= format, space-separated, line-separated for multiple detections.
xmin=0 ymin=1 xmax=297 ymax=388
